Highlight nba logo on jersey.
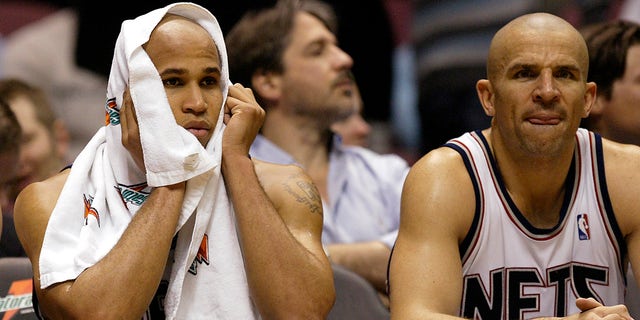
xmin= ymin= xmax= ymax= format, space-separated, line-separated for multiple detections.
xmin=577 ymin=213 xmax=590 ymax=240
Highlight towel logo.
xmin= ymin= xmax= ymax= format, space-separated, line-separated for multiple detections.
xmin=83 ymin=194 xmax=100 ymax=227
xmin=577 ymin=213 xmax=590 ymax=240
xmin=189 ymin=234 xmax=210 ymax=275
xmin=115 ymin=183 xmax=150 ymax=207
xmin=105 ymin=98 xmax=120 ymax=126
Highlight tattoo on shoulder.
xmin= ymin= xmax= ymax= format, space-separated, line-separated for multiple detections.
xmin=282 ymin=174 xmax=322 ymax=216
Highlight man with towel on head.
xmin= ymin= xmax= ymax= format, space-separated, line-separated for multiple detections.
xmin=12 ymin=2 xmax=335 ymax=319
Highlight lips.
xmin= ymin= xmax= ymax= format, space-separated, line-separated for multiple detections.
xmin=527 ymin=116 xmax=561 ymax=125
xmin=186 ymin=128 xmax=209 ymax=138
xmin=526 ymin=111 xmax=561 ymax=125
xmin=183 ymin=120 xmax=210 ymax=138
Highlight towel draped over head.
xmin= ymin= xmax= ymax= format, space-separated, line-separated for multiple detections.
xmin=38 ymin=2 xmax=259 ymax=318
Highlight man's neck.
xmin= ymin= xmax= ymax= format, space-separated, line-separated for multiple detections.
xmin=486 ymin=129 xmax=575 ymax=228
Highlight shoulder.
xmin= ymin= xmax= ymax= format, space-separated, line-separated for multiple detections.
xmin=400 ymin=146 xmax=475 ymax=243
xmin=600 ymin=139 xmax=640 ymax=236
xmin=601 ymin=138 xmax=640 ymax=167
xmin=407 ymin=146 xmax=467 ymax=185
xmin=14 ymin=169 xmax=69 ymax=258
xmin=253 ymin=159 xmax=322 ymax=218
xmin=403 ymin=146 xmax=474 ymax=215
xmin=601 ymin=138 xmax=640 ymax=185
xmin=253 ymin=159 xmax=315 ymax=194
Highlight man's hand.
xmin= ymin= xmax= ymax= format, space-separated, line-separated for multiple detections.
xmin=119 ymin=88 xmax=145 ymax=171
xmin=222 ymin=83 xmax=265 ymax=158
xmin=573 ymin=297 xmax=633 ymax=319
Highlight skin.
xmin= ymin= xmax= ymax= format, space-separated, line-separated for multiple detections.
xmin=252 ymin=11 xmax=390 ymax=297
xmin=389 ymin=13 xmax=640 ymax=319
xmin=14 ymin=14 xmax=334 ymax=320
xmin=588 ymin=45 xmax=640 ymax=146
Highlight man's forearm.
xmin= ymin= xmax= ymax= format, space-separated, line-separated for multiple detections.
xmin=326 ymin=241 xmax=391 ymax=292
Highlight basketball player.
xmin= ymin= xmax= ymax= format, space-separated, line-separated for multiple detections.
xmin=388 ymin=12 xmax=640 ymax=319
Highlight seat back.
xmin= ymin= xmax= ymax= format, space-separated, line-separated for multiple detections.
xmin=0 ymin=257 xmax=37 ymax=319
xmin=327 ymin=264 xmax=390 ymax=320
xmin=627 ymin=266 xmax=640 ymax=318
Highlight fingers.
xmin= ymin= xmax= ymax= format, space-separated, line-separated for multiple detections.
xmin=225 ymin=83 xmax=264 ymax=121
xmin=576 ymin=297 xmax=603 ymax=312
xmin=120 ymin=89 xmax=138 ymax=146
xmin=120 ymin=88 xmax=145 ymax=171
xmin=575 ymin=298 xmax=633 ymax=320
xmin=221 ymin=83 xmax=264 ymax=157
xmin=228 ymin=82 xmax=256 ymax=99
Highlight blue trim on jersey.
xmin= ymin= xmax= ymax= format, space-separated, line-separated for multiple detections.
xmin=445 ymin=133 xmax=482 ymax=260
xmin=476 ymin=130 xmax=576 ymax=236
xmin=592 ymin=132 xmax=627 ymax=277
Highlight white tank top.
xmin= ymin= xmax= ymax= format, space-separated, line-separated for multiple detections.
xmin=446 ymin=128 xmax=626 ymax=319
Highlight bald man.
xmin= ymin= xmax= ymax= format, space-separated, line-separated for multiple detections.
xmin=388 ymin=12 xmax=640 ymax=319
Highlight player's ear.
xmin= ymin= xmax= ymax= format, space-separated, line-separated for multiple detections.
xmin=582 ymin=82 xmax=597 ymax=118
xmin=476 ymin=79 xmax=495 ymax=116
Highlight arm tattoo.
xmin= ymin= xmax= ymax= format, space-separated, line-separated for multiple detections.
xmin=282 ymin=174 xmax=322 ymax=216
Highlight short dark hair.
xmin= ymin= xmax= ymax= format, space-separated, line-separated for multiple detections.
xmin=226 ymin=0 xmax=337 ymax=107
xmin=582 ymin=20 xmax=640 ymax=100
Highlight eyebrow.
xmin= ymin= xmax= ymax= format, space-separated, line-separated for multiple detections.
xmin=159 ymin=66 xmax=221 ymax=76
xmin=203 ymin=67 xmax=221 ymax=75
xmin=505 ymin=63 xmax=582 ymax=78
xmin=508 ymin=63 xmax=580 ymax=72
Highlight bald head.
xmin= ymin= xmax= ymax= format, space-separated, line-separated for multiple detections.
xmin=487 ymin=13 xmax=589 ymax=82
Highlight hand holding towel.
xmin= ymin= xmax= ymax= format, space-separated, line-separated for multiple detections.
xmin=38 ymin=3 xmax=258 ymax=319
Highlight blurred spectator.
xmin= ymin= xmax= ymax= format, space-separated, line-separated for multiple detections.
xmin=331 ymin=79 xmax=372 ymax=148
xmin=0 ymin=3 xmax=103 ymax=159
xmin=227 ymin=0 xmax=409 ymax=308
xmin=581 ymin=19 xmax=640 ymax=318
xmin=0 ymin=97 xmax=21 ymax=241
xmin=581 ymin=20 xmax=640 ymax=146
xmin=0 ymin=78 xmax=69 ymax=257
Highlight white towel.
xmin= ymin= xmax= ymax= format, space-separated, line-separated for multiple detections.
xmin=38 ymin=3 xmax=258 ymax=319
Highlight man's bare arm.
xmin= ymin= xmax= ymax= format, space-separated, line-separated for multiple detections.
xmin=14 ymin=170 xmax=186 ymax=319
xmin=389 ymin=148 xmax=475 ymax=320
xmin=325 ymin=241 xmax=390 ymax=293
xmin=221 ymin=84 xmax=334 ymax=319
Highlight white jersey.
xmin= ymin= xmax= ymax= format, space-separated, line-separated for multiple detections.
xmin=445 ymin=128 xmax=626 ymax=319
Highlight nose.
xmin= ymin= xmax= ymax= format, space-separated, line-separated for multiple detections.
xmin=334 ymin=46 xmax=353 ymax=70
xmin=182 ymin=83 xmax=207 ymax=114
xmin=533 ymin=69 xmax=560 ymax=105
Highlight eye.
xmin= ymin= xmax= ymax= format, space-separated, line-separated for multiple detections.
xmin=555 ymin=69 xmax=575 ymax=79
xmin=162 ymin=77 xmax=183 ymax=87
xmin=201 ymin=76 xmax=219 ymax=87
xmin=514 ymin=69 xmax=534 ymax=79
xmin=307 ymin=40 xmax=328 ymax=57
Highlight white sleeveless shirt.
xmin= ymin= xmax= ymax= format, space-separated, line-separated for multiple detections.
xmin=446 ymin=128 xmax=626 ymax=319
